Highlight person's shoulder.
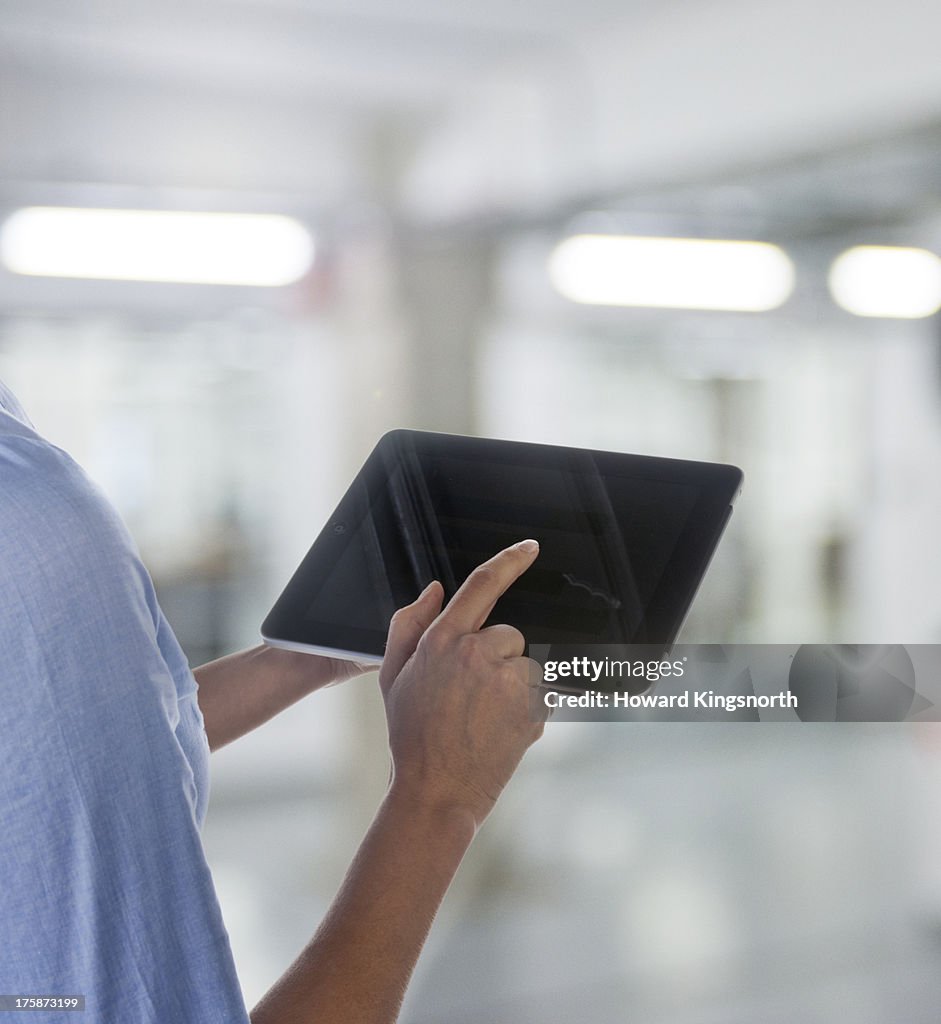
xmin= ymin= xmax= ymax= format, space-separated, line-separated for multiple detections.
xmin=0 ymin=385 xmax=100 ymax=520
xmin=0 ymin=426 xmax=158 ymax=638
xmin=0 ymin=378 xmax=36 ymax=428
xmin=0 ymin=428 xmax=121 ymax=550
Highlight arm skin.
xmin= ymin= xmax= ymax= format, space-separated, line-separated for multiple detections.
xmin=250 ymin=782 xmax=476 ymax=1024
xmin=250 ymin=540 xmax=546 ymax=1024
xmin=194 ymin=646 xmax=369 ymax=752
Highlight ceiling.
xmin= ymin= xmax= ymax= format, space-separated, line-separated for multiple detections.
xmin=0 ymin=0 xmax=642 ymax=105
xmin=0 ymin=0 xmax=661 ymax=218
xmin=2 ymin=0 xmax=941 ymax=238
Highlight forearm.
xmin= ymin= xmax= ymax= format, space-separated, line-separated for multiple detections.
xmin=243 ymin=543 xmax=543 ymax=1022
xmin=250 ymin=783 xmax=477 ymax=1024
xmin=195 ymin=645 xmax=360 ymax=751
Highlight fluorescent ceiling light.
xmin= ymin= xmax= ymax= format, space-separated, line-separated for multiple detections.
xmin=548 ymin=234 xmax=795 ymax=312
xmin=0 ymin=207 xmax=314 ymax=286
xmin=828 ymin=245 xmax=941 ymax=319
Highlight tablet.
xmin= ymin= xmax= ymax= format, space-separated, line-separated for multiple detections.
xmin=261 ymin=430 xmax=742 ymax=664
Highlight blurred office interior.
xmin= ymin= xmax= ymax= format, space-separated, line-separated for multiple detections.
xmin=3 ymin=1 xmax=941 ymax=1019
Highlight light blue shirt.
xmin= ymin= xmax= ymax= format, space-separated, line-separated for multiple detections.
xmin=0 ymin=380 xmax=250 ymax=1023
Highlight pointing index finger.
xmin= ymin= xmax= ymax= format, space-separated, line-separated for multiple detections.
xmin=436 ymin=539 xmax=539 ymax=636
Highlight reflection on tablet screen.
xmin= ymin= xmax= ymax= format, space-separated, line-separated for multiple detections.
xmin=280 ymin=431 xmax=728 ymax=656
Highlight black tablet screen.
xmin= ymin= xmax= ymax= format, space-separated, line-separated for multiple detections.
xmin=263 ymin=431 xmax=741 ymax=658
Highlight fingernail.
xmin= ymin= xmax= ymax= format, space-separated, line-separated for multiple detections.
xmin=517 ymin=539 xmax=539 ymax=554
xmin=418 ymin=580 xmax=439 ymax=599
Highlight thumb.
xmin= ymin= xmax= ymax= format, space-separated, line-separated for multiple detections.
xmin=378 ymin=581 xmax=444 ymax=695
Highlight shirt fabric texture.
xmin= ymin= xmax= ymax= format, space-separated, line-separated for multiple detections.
xmin=0 ymin=379 xmax=250 ymax=1023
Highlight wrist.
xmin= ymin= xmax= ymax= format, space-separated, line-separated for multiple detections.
xmin=386 ymin=767 xmax=494 ymax=837
xmin=385 ymin=775 xmax=481 ymax=844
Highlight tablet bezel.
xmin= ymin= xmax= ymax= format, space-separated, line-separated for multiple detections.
xmin=261 ymin=430 xmax=742 ymax=662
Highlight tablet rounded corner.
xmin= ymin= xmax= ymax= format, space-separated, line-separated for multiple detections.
xmin=374 ymin=427 xmax=413 ymax=451
xmin=723 ymin=463 xmax=745 ymax=502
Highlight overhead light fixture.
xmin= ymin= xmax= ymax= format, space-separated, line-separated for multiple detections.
xmin=828 ymin=245 xmax=941 ymax=319
xmin=0 ymin=207 xmax=314 ymax=287
xmin=548 ymin=234 xmax=795 ymax=312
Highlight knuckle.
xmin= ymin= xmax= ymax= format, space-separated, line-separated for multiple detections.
xmin=481 ymin=624 xmax=519 ymax=653
xmin=456 ymin=633 xmax=484 ymax=669
xmin=389 ymin=606 xmax=410 ymax=629
xmin=420 ymin=623 xmax=450 ymax=657
xmin=506 ymin=626 xmax=526 ymax=654
xmin=495 ymin=661 xmax=521 ymax=687
xmin=471 ymin=564 xmax=499 ymax=588
xmin=488 ymin=623 xmax=523 ymax=648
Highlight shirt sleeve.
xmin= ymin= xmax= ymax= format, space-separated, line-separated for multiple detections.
xmin=0 ymin=432 xmax=251 ymax=1024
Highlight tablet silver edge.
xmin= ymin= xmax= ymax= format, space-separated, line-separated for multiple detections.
xmin=261 ymin=634 xmax=384 ymax=666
